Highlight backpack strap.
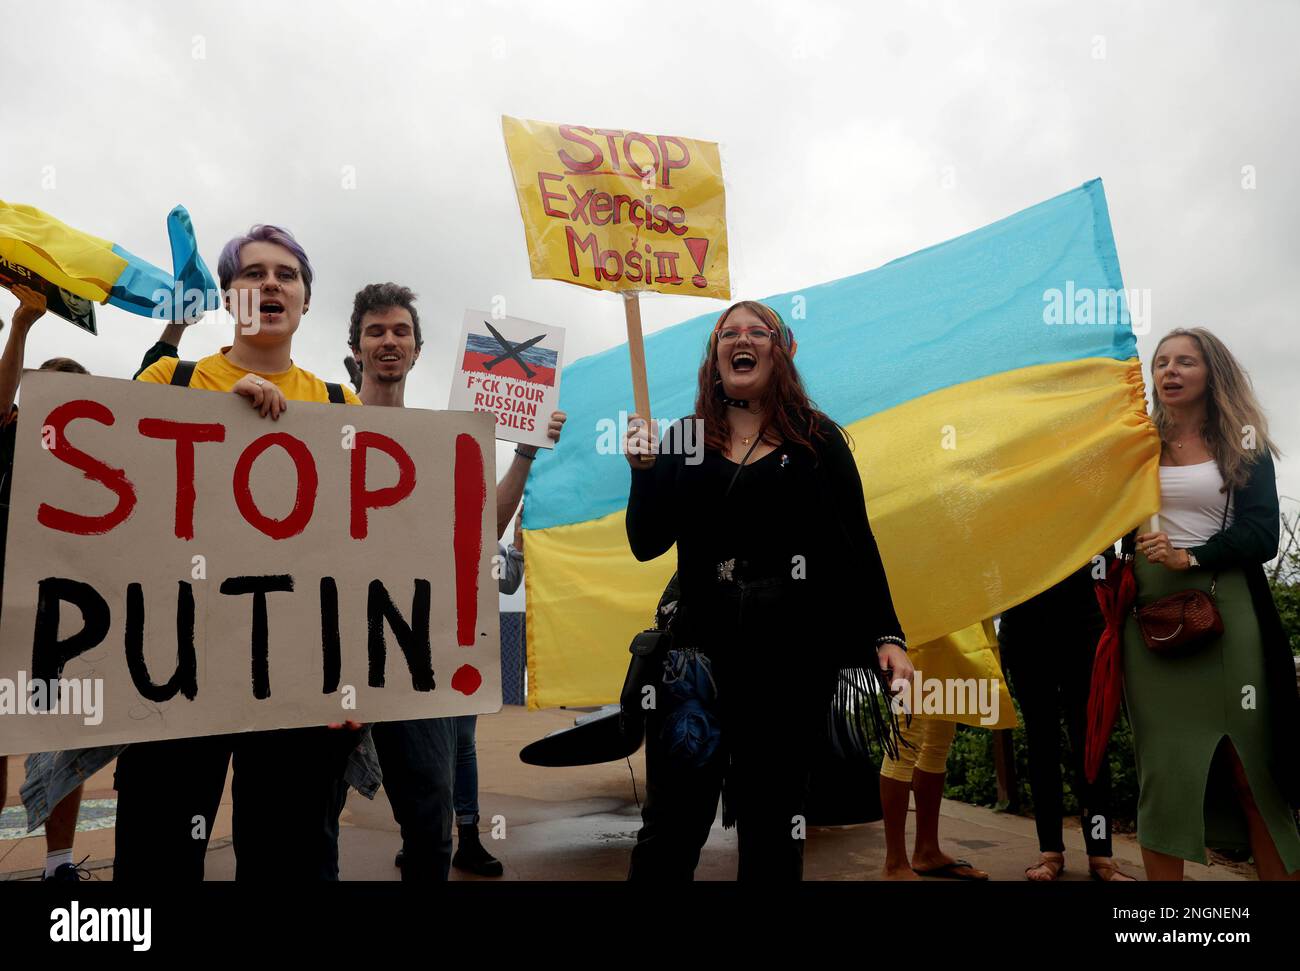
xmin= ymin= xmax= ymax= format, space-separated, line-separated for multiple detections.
xmin=325 ymin=381 xmax=345 ymax=404
xmin=170 ymin=360 xmax=197 ymax=387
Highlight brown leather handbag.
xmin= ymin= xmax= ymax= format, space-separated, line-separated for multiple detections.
xmin=1132 ymin=496 xmax=1230 ymax=655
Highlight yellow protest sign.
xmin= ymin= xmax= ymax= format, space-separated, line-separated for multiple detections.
xmin=502 ymin=115 xmax=730 ymax=300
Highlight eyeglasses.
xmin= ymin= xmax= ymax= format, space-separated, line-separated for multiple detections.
xmin=717 ymin=327 xmax=774 ymax=344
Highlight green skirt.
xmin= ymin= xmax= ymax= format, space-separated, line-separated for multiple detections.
xmin=1123 ymin=555 xmax=1300 ymax=869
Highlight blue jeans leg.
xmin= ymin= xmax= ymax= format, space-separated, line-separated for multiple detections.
xmin=372 ymin=717 xmax=456 ymax=881
xmin=453 ymin=714 xmax=479 ymax=826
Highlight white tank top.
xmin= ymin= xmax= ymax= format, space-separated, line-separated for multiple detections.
xmin=1158 ymin=460 xmax=1235 ymax=548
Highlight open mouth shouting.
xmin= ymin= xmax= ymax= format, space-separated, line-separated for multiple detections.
xmin=1161 ymin=380 xmax=1183 ymax=397
xmin=259 ymin=299 xmax=286 ymax=322
xmin=731 ymin=350 xmax=757 ymax=373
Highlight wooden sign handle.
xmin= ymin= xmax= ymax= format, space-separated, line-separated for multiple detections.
xmin=623 ymin=291 xmax=651 ymax=421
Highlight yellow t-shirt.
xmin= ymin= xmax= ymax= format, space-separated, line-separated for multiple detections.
xmin=136 ymin=349 xmax=361 ymax=406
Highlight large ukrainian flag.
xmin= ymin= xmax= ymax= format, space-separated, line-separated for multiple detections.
xmin=522 ymin=179 xmax=1159 ymax=710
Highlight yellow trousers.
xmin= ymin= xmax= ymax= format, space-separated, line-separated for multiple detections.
xmin=880 ymin=714 xmax=957 ymax=783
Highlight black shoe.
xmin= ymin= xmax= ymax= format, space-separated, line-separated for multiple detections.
xmin=394 ymin=847 xmax=405 ymax=869
xmin=452 ymin=824 xmax=503 ymax=877
xmin=44 ymin=858 xmax=91 ymax=882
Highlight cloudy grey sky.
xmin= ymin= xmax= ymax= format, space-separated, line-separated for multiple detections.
xmin=4 ymin=0 xmax=1298 ymax=593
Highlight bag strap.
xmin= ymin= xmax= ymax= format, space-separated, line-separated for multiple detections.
xmin=173 ymin=363 xmax=346 ymax=403
xmin=724 ymin=436 xmax=763 ymax=498
xmin=170 ymin=360 xmax=197 ymax=387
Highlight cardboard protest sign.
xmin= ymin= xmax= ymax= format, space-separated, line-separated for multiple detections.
xmin=447 ymin=310 xmax=565 ymax=449
xmin=0 ymin=372 xmax=501 ymax=755
xmin=502 ymin=115 xmax=730 ymax=300
xmin=0 ymin=258 xmax=97 ymax=334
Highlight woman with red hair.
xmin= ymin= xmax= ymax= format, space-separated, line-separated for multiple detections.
xmin=623 ymin=299 xmax=913 ymax=880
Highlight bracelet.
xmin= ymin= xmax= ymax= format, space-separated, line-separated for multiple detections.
xmin=874 ymin=635 xmax=908 ymax=653
xmin=515 ymin=447 xmax=536 ymax=461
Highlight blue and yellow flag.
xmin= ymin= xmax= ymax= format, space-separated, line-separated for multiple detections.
xmin=0 ymin=200 xmax=218 ymax=321
xmin=522 ymin=179 xmax=1159 ymax=710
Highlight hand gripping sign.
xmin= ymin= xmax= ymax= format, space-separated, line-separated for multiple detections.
xmin=501 ymin=115 xmax=729 ymax=428
xmin=0 ymin=372 xmax=501 ymax=755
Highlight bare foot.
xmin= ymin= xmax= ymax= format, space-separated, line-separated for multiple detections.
xmin=882 ymin=861 xmax=921 ymax=880
xmin=912 ymin=851 xmax=989 ymax=879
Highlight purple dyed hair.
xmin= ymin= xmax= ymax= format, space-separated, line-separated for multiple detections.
xmin=217 ymin=225 xmax=314 ymax=301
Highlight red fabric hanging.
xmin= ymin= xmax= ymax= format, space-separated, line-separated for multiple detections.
xmin=1085 ymin=555 xmax=1136 ymax=782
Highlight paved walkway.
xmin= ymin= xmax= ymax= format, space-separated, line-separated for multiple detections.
xmin=0 ymin=706 xmax=1249 ymax=881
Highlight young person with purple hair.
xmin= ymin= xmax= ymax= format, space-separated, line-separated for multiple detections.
xmin=115 ymin=225 xmax=368 ymax=881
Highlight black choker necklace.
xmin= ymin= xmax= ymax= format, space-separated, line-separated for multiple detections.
xmin=720 ymin=393 xmax=749 ymax=408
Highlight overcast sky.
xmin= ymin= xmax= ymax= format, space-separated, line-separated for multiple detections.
xmin=4 ymin=0 xmax=1298 ymax=600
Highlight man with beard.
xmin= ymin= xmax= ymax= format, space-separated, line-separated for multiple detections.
xmin=347 ymin=282 xmax=563 ymax=878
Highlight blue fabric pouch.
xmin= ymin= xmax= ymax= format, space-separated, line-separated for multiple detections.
xmin=660 ymin=647 xmax=722 ymax=768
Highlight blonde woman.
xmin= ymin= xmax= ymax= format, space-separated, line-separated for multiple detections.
xmin=1127 ymin=328 xmax=1300 ymax=880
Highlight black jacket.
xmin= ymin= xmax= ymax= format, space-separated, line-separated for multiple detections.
xmin=1189 ymin=452 xmax=1300 ymax=808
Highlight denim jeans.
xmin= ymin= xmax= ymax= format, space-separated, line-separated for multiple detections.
xmin=453 ymin=714 xmax=480 ymax=826
xmin=371 ymin=717 xmax=457 ymax=880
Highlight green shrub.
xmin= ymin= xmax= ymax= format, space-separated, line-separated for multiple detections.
xmin=1270 ymin=579 xmax=1300 ymax=656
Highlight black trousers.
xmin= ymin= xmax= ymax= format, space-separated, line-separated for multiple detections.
xmin=113 ymin=726 xmax=358 ymax=881
xmin=628 ymin=577 xmax=818 ymax=882
xmin=1001 ymin=608 xmax=1114 ymax=857
xmin=627 ymin=706 xmax=811 ymax=881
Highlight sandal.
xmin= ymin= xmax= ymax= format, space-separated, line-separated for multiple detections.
xmin=1089 ymin=858 xmax=1137 ymax=882
xmin=913 ymin=858 xmax=989 ymax=880
xmin=1025 ymin=852 xmax=1065 ymax=882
